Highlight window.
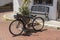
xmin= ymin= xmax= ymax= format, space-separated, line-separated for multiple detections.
xmin=34 ymin=0 xmax=53 ymax=6
xmin=34 ymin=0 xmax=42 ymax=4
xmin=46 ymin=0 xmax=53 ymax=5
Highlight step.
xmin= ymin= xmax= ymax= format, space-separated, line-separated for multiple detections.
xmin=45 ymin=20 xmax=60 ymax=29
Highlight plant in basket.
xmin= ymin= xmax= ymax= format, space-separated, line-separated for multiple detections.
xmin=19 ymin=0 xmax=31 ymax=23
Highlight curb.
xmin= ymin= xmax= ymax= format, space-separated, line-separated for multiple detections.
xmin=3 ymin=14 xmax=15 ymax=21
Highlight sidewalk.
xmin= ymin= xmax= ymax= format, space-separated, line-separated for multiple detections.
xmin=3 ymin=12 xmax=60 ymax=29
xmin=0 ymin=11 xmax=60 ymax=40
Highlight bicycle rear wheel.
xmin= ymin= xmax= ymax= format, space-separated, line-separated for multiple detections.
xmin=32 ymin=17 xmax=44 ymax=31
xmin=9 ymin=20 xmax=25 ymax=36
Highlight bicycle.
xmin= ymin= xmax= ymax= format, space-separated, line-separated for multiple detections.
xmin=9 ymin=13 xmax=44 ymax=36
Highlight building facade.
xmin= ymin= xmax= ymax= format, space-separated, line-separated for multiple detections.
xmin=13 ymin=0 xmax=58 ymax=20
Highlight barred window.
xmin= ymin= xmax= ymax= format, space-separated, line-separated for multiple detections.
xmin=46 ymin=0 xmax=53 ymax=5
xmin=34 ymin=0 xmax=53 ymax=6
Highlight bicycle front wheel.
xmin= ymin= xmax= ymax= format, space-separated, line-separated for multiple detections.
xmin=9 ymin=20 xmax=25 ymax=36
xmin=32 ymin=17 xmax=44 ymax=31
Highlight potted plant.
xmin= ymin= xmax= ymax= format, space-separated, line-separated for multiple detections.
xmin=19 ymin=0 xmax=30 ymax=15
xmin=19 ymin=0 xmax=31 ymax=23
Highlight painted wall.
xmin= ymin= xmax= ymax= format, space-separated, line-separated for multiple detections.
xmin=13 ymin=0 xmax=23 ymax=12
xmin=0 ymin=0 xmax=13 ymax=6
xmin=13 ymin=0 xmax=58 ymax=20
xmin=49 ymin=0 xmax=58 ymax=20
xmin=13 ymin=0 xmax=33 ymax=13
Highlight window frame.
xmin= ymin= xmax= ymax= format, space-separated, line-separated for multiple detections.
xmin=33 ymin=0 xmax=53 ymax=6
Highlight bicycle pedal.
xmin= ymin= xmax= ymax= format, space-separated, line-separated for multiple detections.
xmin=28 ymin=23 xmax=32 ymax=26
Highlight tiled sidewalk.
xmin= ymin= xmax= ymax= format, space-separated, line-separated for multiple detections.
xmin=0 ymin=12 xmax=60 ymax=40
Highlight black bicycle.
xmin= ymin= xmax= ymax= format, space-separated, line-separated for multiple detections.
xmin=9 ymin=13 xmax=44 ymax=36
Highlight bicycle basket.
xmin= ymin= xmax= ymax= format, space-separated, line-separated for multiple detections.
xmin=14 ymin=14 xmax=22 ymax=19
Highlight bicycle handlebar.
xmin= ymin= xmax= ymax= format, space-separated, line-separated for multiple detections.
xmin=14 ymin=13 xmax=37 ymax=19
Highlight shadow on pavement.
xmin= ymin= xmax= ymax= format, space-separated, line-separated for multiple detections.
xmin=13 ymin=29 xmax=47 ymax=37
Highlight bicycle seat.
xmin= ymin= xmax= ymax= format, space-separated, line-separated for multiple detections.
xmin=31 ymin=15 xmax=37 ymax=17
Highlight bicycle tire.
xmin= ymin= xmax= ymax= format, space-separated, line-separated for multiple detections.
xmin=9 ymin=20 xmax=25 ymax=36
xmin=32 ymin=17 xmax=44 ymax=31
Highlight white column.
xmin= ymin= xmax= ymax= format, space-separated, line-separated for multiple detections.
xmin=13 ymin=0 xmax=33 ymax=13
xmin=13 ymin=0 xmax=23 ymax=13
xmin=49 ymin=0 xmax=58 ymax=20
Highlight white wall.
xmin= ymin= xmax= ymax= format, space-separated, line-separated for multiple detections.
xmin=13 ymin=0 xmax=23 ymax=12
xmin=0 ymin=0 xmax=13 ymax=6
xmin=13 ymin=0 xmax=58 ymax=20
xmin=13 ymin=0 xmax=33 ymax=12
xmin=49 ymin=0 xmax=58 ymax=20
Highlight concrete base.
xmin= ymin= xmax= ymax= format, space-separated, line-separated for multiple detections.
xmin=3 ymin=13 xmax=16 ymax=21
xmin=45 ymin=20 xmax=60 ymax=29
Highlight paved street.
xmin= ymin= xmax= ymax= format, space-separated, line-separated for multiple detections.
xmin=0 ymin=11 xmax=60 ymax=40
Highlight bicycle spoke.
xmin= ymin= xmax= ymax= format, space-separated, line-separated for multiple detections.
xmin=32 ymin=17 xmax=44 ymax=31
xmin=9 ymin=20 xmax=24 ymax=36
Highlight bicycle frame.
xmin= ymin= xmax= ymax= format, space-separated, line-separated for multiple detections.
xmin=9 ymin=13 xmax=44 ymax=36
xmin=14 ymin=14 xmax=37 ymax=25
xmin=20 ymin=15 xmax=35 ymax=25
